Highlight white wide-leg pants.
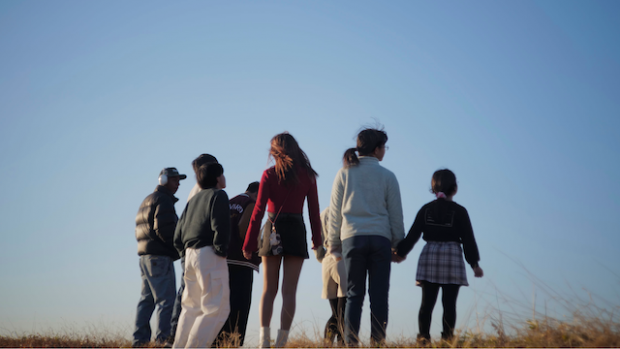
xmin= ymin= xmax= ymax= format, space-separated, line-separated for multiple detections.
xmin=173 ymin=246 xmax=230 ymax=348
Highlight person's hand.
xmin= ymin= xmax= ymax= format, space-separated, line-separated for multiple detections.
xmin=243 ymin=250 xmax=253 ymax=260
xmin=474 ymin=266 xmax=484 ymax=278
xmin=328 ymin=244 xmax=342 ymax=261
xmin=391 ymin=251 xmax=406 ymax=263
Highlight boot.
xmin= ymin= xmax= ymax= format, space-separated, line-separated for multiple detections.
xmin=274 ymin=329 xmax=289 ymax=348
xmin=259 ymin=327 xmax=271 ymax=348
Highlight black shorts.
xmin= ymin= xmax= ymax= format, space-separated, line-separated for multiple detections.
xmin=259 ymin=213 xmax=309 ymax=259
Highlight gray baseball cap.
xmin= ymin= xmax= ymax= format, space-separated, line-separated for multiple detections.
xmin=160 ymin=167 xmax=187 ymax=180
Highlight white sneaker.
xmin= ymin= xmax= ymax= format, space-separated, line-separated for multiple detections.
xmin=259 ymin=327 xmax=271 ymax=348
xmin=275 ymin=329 xmax=289 ymax=348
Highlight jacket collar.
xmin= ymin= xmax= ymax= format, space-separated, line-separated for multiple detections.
xmin=358 ymin=156 xmax=380 ymax=165
xmin=155 ymin=185 xmax=179 ymax=203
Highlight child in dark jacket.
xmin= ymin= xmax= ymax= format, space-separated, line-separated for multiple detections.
xmin=397 ymin=169 xmax=483 ymax=342
xmin=173 ymin=163 xmax=231 ymax=348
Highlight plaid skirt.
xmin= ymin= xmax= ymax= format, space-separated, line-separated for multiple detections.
xmin=416 ymin=241 xmax=468 ymax=286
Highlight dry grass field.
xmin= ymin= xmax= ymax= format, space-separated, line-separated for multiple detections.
xmin=1 ymin=311 xmax=619 ymax=348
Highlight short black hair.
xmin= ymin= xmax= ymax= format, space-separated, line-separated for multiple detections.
xmin=431 ymin=169 xmax=457 ymax=197
xmin=246 ymin=181 xmax=259 ymax=194
xmin=192 ymin=154 xmax=218 ymax=174
xmin=197 ymin=163 xmax=224 ymax=189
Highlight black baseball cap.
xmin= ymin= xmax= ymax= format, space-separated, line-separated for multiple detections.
xmin=160 ymin=167 xmax=187 ymax=180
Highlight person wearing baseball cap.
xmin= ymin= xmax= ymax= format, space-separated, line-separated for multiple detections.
xmin=133 ymin=167 xmax=186 ymax=347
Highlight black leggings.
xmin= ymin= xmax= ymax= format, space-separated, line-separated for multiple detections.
xmin=325 ymin=297 xmax=346 ymax=345
xmin=418 ymin=281 xmax=460 ymax=340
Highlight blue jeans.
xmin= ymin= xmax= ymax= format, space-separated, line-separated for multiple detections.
xmin=342 ymin=236 xmax=392 ymax=345
xmin=170 ymin=256 xmax=185 ymax=342
xmin=133 ymin=255 xmax=176 ymax=346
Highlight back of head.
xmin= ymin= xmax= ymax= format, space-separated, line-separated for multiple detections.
xmin=270 ymin=132 xmax=317 ymax=184
xmin=430 ymin=169 xmax=457 ymax=197
xmin=192 ymin=154 xmax=218 ymax=174
xmin=343 ymin=127 xmax=388 ymax=167
xmin=197 ymin=163 xmax=224 ymax=189
xmin=246 ymin=181 xmax=260 ymax=194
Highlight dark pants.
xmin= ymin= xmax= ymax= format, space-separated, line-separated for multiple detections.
xmin=418 ymin=281 xmax=460 ymax=340
xmin=213 ymin=264 xmax=254 ymax=347
xmin=325 ymin=297 xmax=346 ymax=345
xmin=169 ymin=256 xmax=185 ymax=342
xmin=342 ymin=236 xmax=392 ymax=345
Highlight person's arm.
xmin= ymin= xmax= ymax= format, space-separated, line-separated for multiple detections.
xmin=386 ymin=172 xmax=405 ymax=248
xmin=397 ymin=206 xmax=424 ymax=257
xmin=211 ymin=190 xmax=231 ymax=257
xmin=243 ymin=170 xmax=269 ymax=254
xmin=174 ymin=203 xmax=188 ymax=254
xmin=153 ymin=197 xmax=177 ymax=246
xmin=307 ymin=175 xmax=322 ymax=250
xmin=459 ymin=207 xmax=481 ymax=269
xmin=328 ymin=170 xmax=345 ymax=256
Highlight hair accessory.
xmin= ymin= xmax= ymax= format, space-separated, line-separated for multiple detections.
xmin=436 ymin=192 xmax=447 ymax=199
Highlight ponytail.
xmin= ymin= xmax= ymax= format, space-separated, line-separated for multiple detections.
xmin=343 ymin=147 xmax=359 ymax=167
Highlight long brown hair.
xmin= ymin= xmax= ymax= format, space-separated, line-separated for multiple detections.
xmin=270 ymin=132 xmax=318 ymax=184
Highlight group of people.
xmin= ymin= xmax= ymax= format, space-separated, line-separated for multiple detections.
xmin=132 ymin=127 xmax=483 ymax=348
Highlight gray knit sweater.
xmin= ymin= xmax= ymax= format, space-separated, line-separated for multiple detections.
xmin=328 ymin=156 xmax=405 ymax=249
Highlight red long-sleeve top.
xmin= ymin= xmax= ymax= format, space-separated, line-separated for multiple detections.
xmin=243 ymin=166 xmax=322 ymax=253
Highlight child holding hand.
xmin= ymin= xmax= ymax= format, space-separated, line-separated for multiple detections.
xmin=396 ymin=169 xmax=483 ymax=342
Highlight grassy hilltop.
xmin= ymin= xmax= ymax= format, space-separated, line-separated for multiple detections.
xmin=1 ymin=310 xmax=619 ymax=348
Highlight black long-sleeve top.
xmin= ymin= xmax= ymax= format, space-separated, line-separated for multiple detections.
xmin=397 ymin=199 xmax=480 ymax=268
xmin=174 ymin=187 xmax=231 ymax=258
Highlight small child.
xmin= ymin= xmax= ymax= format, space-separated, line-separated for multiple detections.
xmin=396 ymin=169 xmax=483 ymax=342
xmin=316 ymin=207 xmax=347 ymax=346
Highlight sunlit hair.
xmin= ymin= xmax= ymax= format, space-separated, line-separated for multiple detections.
xmin=270 ymin=132 xmax=318 ymax=184
xmin=197 ymin=163 xmax=223 ymax=189
xmin=343 ymin=127 xmax=388 ymax=167
xmin=431 ymin=169 xmax=457 ymax=197
xmin=192 ymin=154 xmax=218 ymax=174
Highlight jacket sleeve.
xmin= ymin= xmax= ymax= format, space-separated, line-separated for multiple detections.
xmin=397 ymin=206 xmax=424 ymax=257
xmin=307 ymin=175 xmax=322 ymax=249
xmin=211 ymin=190 xmax=231 ymax=257
xmin=153 ymin=196 xmax=177 ymax=247
xmin=243 ymin=170 xmax=269 ymax=252
xmin=459 ymin=207 xmax=480 ymax=268
xmin=328 ymin=169 xmax=345 ymax=248
xmin=386 ymin=172 xmax=405 ymax=248
xmin=174 ymin=203 xmax=188 ymax=254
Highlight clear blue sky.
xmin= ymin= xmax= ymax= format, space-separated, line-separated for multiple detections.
xmin=1 ymin=0 xmax=619 ymax=344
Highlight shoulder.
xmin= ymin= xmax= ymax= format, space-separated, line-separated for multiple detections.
xmin=215 ymin=189 xmax=229 ymax=200
xmin=452 ymin=201 xmax=469 ymax=214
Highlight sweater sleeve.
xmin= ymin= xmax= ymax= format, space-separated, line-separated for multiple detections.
xmin=243 ymin=170 xmax=269 ymax=252
xmin=328 ymin=169 xmax=345 ymax=248
xmin=211 ymin=190 xmax=231 ymax=257
xmin=397 ymin=206 xmax=424 ymax=257
xmin=307 ymin=175 xmax=322 ymax=249
xmin=386 ymin=172 xmax=405 ymax=248
xmin=459 ymin=207 xmax=480 ymax=268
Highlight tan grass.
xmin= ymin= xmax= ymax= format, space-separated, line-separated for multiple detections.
xmin=1 ymin=305 xmax=619 ymax=347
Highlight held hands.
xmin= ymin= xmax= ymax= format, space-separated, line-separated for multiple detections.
xmin=391 ymin=250 xmax=406 ymax=263
xmin=474 ymin=266 xmax=484 ymax=278
xmin=242 ymin=250 xmax=253 ymax=260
